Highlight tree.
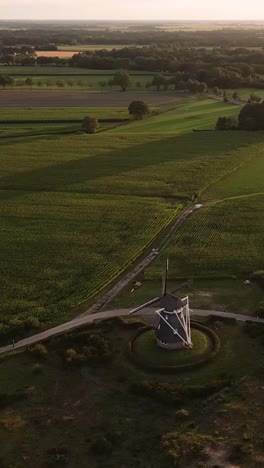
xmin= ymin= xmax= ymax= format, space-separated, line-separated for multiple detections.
xmin=82 ymin=116 xmax=99 ymax=134
xmin=249 ymin=93 xmax=262 ymax=103
xmin=232 ymin=91 xmax=239 ymax=100
xmin=25 ymin=77 xmax=33 ymax=89
xmin=213 ymin=86 xmax=221 ymax=95
xmin=238 ymin=102 xmax=264 ymax=130
xmin=216 ymin=116 xmax=238 ymax=130
xmin=112 ymin=71 xmax=130 ymax=91
xmin=223 ymin=91 xmax=229 ymax=102
xmin=128 ymin=101 xmax=149 ymax=120
xmin=151 ymin=74 xmax=167 ymax=91
xmin=0 ymin=74 xmax=14 ymax=88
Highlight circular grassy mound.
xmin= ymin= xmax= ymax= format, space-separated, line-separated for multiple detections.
xmin=129 ymin=323 xmax=220 ymax=372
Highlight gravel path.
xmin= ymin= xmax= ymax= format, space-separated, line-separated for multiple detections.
xmin=0 ymin=308 xmax=262 ymax=355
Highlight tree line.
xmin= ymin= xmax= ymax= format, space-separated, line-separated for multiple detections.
xmin=2 ymin=45 xmax=264 ymax=91
xmin=1 ymin=24 xmax=264 ymax=47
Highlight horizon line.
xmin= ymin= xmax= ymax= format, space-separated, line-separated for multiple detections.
xmin=1 ymin=18 xmax=264 ymax=22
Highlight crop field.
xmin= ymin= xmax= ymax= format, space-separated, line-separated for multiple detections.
xmin=146 ymin=195 xmax=264 ymax=279
xmin=0 ymin=191 xmax=178 ymax=328
xmin=0 ymin=97 xmax=263 ymax=330
xmin=110 ymin=99 xmax=239 ymax=134
xmin=206 ymin=144 xmax=264 ymax=198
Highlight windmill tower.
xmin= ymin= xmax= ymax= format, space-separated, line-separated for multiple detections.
xmin=129 ymin=260 xmax=192 ymax=350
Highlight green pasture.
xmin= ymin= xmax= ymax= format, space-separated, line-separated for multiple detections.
xmin=146 ymin=195 xmax=264 ymax=279
xmin=0 ymin=106 xmax=129 ymax=121
xmin=110 ymin=99 xmax=239 ymax=134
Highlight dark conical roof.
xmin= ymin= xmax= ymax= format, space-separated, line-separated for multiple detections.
xmin=160 ymin=293 xmax=184 ymax=312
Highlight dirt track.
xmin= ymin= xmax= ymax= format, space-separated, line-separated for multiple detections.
xmin=0 ymin=90 xmax=185 ymax=107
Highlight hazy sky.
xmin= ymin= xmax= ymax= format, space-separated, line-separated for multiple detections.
xmin=1 ymin=0 xmax=264 ymax=21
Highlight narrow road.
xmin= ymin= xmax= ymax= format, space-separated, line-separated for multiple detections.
xmin=83 ymin=202 xmax=207 ymax=315
xmin=0 ymin=308 xmax=262 ymax=355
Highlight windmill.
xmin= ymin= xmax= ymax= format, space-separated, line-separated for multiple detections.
xmin=129 ymin=260 xmax=193 ymax=350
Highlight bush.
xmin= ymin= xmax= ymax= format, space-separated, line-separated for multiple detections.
xmin=63 ymin=334 xmax=112 ymax=366
xmin=32 ymin=363 xmax=43 ymax=374
xmin=161 ymin=431 xmax=215 ymax=465
xmin=128 ymin=100 xmax=149 ymax=120
xmin=29 ymin=343 xmax=48 ymax=359
xmin=82 ymin=116 xmax=99 ymax=134
xmin=216 ymin=116 xmax=238 ymax=130
xmin=131 ymin=378 xmax=231 ymax=406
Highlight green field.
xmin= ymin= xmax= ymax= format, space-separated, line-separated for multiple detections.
xmin=110 ymin=99 xmax=239 ymax=134
xmin=146 ymin=195 xmax=264 ymax=279
xmin=0 ymin=97 xmax=263 ymax=333
xmin=0 ymin=106 xmax=129 ymax=121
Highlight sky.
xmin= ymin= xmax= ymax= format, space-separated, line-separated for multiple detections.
xmin=1 ymin=0 xmax=264 ymax=21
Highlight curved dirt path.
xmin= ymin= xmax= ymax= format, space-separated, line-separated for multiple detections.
xmin=0 ymin=308 xmax=262 ymax=355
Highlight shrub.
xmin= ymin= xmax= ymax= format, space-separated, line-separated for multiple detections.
xmin=82 ymin=116 xmax=99 ymax=134
xmin=128 ymin=100 xmax=149 ymax=120
xmin=161 ymin=431 xmax=215 ymax=465
xmin=175 ymin=409 xmax=190 ymax=418
xmin=216 ymin=116 xmax=238 ymax=130
xmin=29 ymin=343 xmax=48 ymax=359
xmin=32 ymin=363 xmax=43 ymax=374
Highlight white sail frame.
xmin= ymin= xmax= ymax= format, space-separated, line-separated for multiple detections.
xmin=156 ymin=295 xmax=192 ymax=348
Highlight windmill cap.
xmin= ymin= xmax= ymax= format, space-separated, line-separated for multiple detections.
xmin=160 ymin=293 xmax=185 ymax=312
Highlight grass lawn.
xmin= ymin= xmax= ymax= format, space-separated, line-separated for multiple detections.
xmin=110 ymin=278 xmax=263 ymax=315
xmin=133 ymin=328 xmax=211 ymax=366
